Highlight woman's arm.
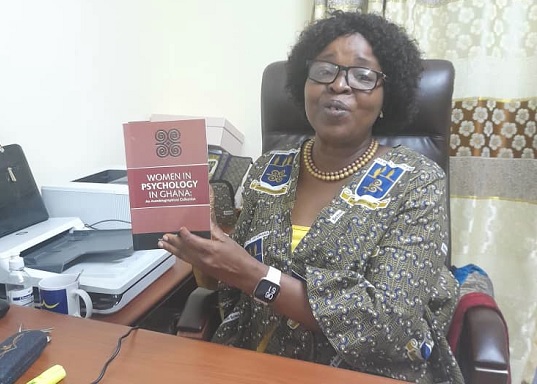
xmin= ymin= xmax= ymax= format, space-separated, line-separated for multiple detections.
xmin=158 ymin=222 xmax=321 ymax=331
xmin=305 ymin=167 xmax=450 ymax=369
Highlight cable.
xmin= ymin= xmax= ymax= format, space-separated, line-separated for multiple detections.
xmin=90 ymin=326 xmax=140 ymax=384
xmin=84 ymin=219 xmax=132 ymax=230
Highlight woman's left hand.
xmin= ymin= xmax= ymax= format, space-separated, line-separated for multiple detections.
xmin=158 ymin=220 xmax=265 ymax=292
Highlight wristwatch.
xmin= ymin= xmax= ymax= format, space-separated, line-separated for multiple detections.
xmin=253 ymin=266 xmax=281 ymax=304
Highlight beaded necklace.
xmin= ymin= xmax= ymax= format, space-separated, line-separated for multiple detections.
xmin=302 ymin=138 xmax=378 ymax=181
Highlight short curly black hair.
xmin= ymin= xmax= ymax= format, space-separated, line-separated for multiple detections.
xmin=286 ymin=11 xmax=423 ymax=127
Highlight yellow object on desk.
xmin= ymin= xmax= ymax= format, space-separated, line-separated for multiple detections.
xmin=26 ymin=364 xmax=66 ymax=384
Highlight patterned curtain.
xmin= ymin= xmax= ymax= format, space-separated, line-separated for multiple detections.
xmin=313 ymin=0 xmax=369 ymax=18
xmin=313 ymin=1 xmax=537 ymax=382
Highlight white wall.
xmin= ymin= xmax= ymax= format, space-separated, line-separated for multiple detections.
xmin=0 ymin=0 xmax=313 ymax=186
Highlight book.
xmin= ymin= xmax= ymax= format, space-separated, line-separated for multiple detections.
xmin=122 ymin=119 xmax=210 ymax=250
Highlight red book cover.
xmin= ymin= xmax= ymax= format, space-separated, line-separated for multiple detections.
xmin=123 ymin=119 xmax=210 ymax=250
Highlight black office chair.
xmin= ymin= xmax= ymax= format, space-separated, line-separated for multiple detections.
xmin=177 ymin=59 xmax=510 ymax=384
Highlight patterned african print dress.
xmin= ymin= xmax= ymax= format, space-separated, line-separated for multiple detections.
xmin=212 ymin=143 xmax=464 ymax=384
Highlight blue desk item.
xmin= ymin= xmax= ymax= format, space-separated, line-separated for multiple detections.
xmin=0 ymin=330 xmax=48 ymax=384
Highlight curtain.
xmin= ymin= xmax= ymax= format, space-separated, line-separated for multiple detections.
xmin=313 ymin=1 xmax=537 ymax=382
xmin=313 ymin=0 xmax=368 ymax=18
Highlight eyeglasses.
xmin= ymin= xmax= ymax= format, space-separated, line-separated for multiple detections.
xmin=306 ymin=60 xmax=386 ymax=91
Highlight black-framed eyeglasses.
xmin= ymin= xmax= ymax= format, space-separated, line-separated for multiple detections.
xmin=306 ymin=60 xmax=387 ymax=91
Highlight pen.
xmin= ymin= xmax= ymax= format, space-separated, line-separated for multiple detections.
xmin=26 ymin=364 xmax=66 ymax=384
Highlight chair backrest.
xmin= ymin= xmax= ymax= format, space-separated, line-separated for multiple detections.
xmin=260 ymin=59 xmax=455 ymax=264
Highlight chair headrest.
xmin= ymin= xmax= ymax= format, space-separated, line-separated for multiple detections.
xmin=260 ymin=59 xmax=454 ymax=173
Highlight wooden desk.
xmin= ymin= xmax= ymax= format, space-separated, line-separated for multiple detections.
xmin=92 ymin=259 xmax=192 ymax=326
xmin=2 ymin=305 xmax=404 ymax=384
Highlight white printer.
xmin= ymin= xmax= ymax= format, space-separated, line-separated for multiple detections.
xmin=0 ymin=143 xmax=176 ymax=315
xmin=41 ymin=169 xmax=132 ymax=231
xmin=0 ymin=168 xmax=175 ymax=315
xmin=34 ymin=168 xmax=176 ymax=314
xmin=0 ymin=214 xmax=175 ymax=315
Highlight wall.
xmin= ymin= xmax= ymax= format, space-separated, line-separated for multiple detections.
xmin=0 ymin=0 xmax=313 ymax=186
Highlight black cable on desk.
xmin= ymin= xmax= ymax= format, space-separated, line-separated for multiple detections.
xmin=90 ymin=326 xmax=140 ymax=384
xmin=85 ymin=219 xmax=131 ymax=230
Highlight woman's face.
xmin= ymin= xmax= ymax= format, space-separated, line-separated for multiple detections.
xmin=304 ymin=33 xmax=384 ymax=146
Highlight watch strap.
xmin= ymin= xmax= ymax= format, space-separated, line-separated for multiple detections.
xmin=265 ymin=266 xmax=281 ymax=285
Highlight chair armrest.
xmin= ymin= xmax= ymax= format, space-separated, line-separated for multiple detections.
xmin=459 ymin=306 xmax=510 ymax=384
xmin=176 ymin=287 xmax=220 ymax=340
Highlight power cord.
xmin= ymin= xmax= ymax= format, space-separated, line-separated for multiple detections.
xmin=85 ymin=219 xmax=131 ymax=230
xmin=90 ymin=326 xmax=140 ymax=384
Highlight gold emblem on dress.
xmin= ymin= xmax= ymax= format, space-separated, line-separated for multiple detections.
xmin=267 ymin=169 xmax=287 ymax=183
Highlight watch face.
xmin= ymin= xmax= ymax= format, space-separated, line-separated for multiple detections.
xmin=254 ymin=279 xmax=280 ymax=303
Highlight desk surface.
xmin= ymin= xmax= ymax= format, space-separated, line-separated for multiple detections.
xmin=92 ymin=259 xmax=192 ymax=325
xmin=2 ymin=305 xmax=403 ymax=384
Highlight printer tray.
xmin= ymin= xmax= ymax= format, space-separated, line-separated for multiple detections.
xmin=22 ymin=229 xmax=134 ymax=273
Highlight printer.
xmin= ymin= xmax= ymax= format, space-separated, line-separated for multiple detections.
xmin=0 ymin=168 xmax=175 ymax=315
xmin=0 ymin=217 xmax=175 ymax=315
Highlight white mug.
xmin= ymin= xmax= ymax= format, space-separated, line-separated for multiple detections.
xmin=38 ymin=274 xmax=93 ymax=318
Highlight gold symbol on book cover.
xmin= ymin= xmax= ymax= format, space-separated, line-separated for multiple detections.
xmin=155 ymin=129 xmax=182 ymax=158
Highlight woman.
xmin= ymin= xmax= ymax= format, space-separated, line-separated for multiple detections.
xmin=159 ymin=11 xmax=463 ymax=384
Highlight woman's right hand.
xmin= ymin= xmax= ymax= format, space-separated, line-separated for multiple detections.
xmin=158 ymin=220 xmax=267 ymax=294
